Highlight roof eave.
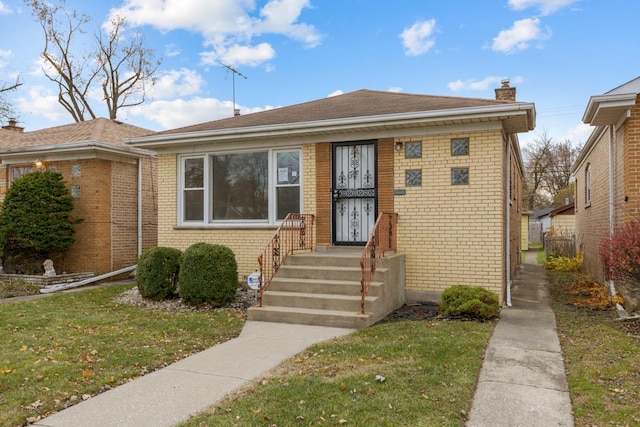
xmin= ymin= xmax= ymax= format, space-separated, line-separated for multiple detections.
xmin=129 ymin=103 xmax=536 ymax=149
xmin=0 ymin=140 xmax=155 ymax=162
xmin=583 ymin=93 xmax=636 ymax=125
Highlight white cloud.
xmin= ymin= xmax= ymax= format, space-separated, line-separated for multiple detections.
xmin=202 ymin=42 xmax=276 ymax=67
xmin=327 ymin=90 xmax=343 ymax=97
xmin=16 ymin=86 xmax=68 ymax=121
xmin=0 ymin=48 xmax=12 ymax=68
xmin=448 ymin=76 xmax=504 ymax=91
xmin=388 ymin=87 xmax=403 ymax=93
xmin=126 ymin=96 xmax=271 ymax=129
xmin=508 ymin=0 xmax=579 ymax=16
xmin=165 ymin=43 xmax=181 ymax=57
xmin=0 ymin=2 xmax=12 ymax=14
xmin=148 ymin=68 xmax=204 ymax=99
xmin=107 ymin=0 xmax=321 ymax=67
xmin=400 ymin=19 xmax=437 ymax=56
xmin=491 ymin=18 xmax=550 ymax=54
xmin=565 ymin=122 xmax=592 ymax=145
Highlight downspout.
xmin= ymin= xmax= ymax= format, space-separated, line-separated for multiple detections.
xmin=138 ymin=158 xmax=143 ymax=257
xmin=607 ymin=125 xmax=621 ymax=307
xmin=505 ymin=138 xmax=512 ymax=307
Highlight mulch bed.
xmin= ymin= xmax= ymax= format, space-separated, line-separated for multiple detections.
xmin=379 ymin=302 xmax=440 ymax=323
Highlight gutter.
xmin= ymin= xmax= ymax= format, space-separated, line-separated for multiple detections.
xmin=138 ymin=158 xmax=143 ymax=257
xmin=607 ymin=125 xmax=624 ymax=311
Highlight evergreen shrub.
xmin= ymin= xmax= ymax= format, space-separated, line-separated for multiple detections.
xmin=179 ymin=242 xmax=238 ymax=306
xmin=439 ymin=285 xmax=500 ymax=320
xmin=136 ymin=247 xmax=182 ymax=300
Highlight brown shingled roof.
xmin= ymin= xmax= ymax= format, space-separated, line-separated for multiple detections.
xmin=155 ymin=89 xmax=514 ymax=135
xmin=0 ymin=118 xmax=153 ymax=150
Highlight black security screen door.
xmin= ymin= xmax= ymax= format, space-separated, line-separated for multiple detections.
xmin=332 ymin=141 xmax=377 ymax=245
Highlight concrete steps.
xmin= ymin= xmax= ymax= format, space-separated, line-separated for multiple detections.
xmin=247 ymin=250 xmax=406 ymax=329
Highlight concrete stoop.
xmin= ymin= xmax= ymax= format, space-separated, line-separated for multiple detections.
xmin=247 ymin=251 xmax=405 ymax=329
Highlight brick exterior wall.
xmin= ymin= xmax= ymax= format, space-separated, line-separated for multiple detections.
xmin=155 ymin=130 xmax=520 ymax=301
xmin=0 ymin=157 xmax=157 ymax=276
xmin=393 ymin=130 xmax=512 ymax=300
xmin=576 ymin=95 xmax=640 ymax=282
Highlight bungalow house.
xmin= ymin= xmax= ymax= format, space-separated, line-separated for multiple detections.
xmin=0 ymin=118 xmax=158 ymax=276
xmin=572 ymin=76 xmax=640 ymax=304
xmin=129 ymin=82 xmax=535 ymax=327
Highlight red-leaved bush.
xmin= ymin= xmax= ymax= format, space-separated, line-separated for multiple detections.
xmin=599 ymin=221 xmax=640 ymax=284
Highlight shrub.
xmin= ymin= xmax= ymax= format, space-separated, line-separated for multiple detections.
xmin=439 ymin=285 xmax=500 ymax=320
xmin=543 ymin=252 xmax=583 ymax=272
xmin=136 ymin=247 xmax=182 ymax=300
xmin=0 ymin=171 xmax=82 ymax=273
xmin=179 ymin=242 xmax=238 ymax=306
xmin=599 ymin=221 xmax=640 ymax=285
xmin=568 ymin=274 xmax=624 ymax=310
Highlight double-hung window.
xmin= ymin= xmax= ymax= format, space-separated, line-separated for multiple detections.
xmin=180 ymin=149 xmax=301 ymax=225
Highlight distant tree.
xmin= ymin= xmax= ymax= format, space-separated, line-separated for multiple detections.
xmin=522 ymin=130 xmax=581 ymax=211
xmin=25 ymin=0 xmax=160 ymax=122
xmin=0 ymin=171 xmax=82 ymax=274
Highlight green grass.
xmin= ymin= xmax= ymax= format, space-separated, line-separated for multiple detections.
xmin=0 ymin=284 xmax=245 ymax=426
xmin=537 ymin=250 xmax=547 ymax=265
xmin=546 ymin=271 xmax=640 ymax=426
xmin=180 ymin=319 xmax=495 ymax=427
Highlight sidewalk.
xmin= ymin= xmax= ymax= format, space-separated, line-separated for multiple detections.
xmin=33 ymin=321 xmax=354 ymax=427
xmin=466 ymin=251 xmax=574 ymax=427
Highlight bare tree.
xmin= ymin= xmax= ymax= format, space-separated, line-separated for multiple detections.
xmin=25 ymin=0 xmax=160 ymax=122
xmin=523 ymin=130 xmax=553 ymax=211
xmin=0 ymin=56 xmax=22 ymax=122
xmin=522 ymin=130 xmax=582 ymax=211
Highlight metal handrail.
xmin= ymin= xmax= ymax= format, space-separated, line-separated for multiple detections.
xmin=360 ymin=212 xmax=398 ymax=314
xmin=257 ymin=213 xmax=315 ymax=306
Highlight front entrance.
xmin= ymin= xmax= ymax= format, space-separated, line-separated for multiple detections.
xmin=332 ymin=141 xmax=377 ymax=245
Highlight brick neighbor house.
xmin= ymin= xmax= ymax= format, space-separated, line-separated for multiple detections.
xmin=0 ymin=118 xmax=158 ymax=276
xmin=572 ymin=76 xmax=640 ymax=305
xmin=129 ymin=82 xmax=535 ymax=327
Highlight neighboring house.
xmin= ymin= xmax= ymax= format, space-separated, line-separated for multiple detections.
xmin=528 ymin=207 xmax=553 ymax=245
xmin=572 ymin=76 xmax=640 ymax=291
xmin=0 ymin=118 xmax=158 ymax=276
xmin=521 ymin=211 xmax=531 ymax=251
xmin=129 ymin=82 xmax=535 ymax=324
xmin=549 ymin=202 xmax=575 ymax=236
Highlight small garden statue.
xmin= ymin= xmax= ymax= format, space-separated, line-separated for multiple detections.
xmin=43 ymin=259 xmax=56 ymax=277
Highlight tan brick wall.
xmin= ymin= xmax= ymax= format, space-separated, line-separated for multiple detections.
xmin=574 ymin=130 xmax=617 ymax=282
xmin=394 ymin=131 xmax=506 ymax=298
xmin=141 ymin=156 xmax=159 ymax=252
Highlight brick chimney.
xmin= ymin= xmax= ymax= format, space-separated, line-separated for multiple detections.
xmin=495 ymin=79 xmax=516 ymax=102
xmin=1 ymin=118 xmax=24 ymax=132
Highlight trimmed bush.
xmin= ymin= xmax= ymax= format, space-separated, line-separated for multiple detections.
xmin=136 ymin=247 xmax=182 ymax=300
xmin=439 ymin=285 xmax=500 ymax=320
xmin=179 ymin=242 xmax=238 ymax=306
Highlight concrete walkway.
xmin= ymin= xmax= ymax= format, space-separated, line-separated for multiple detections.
xmin=33 ymin=321 xmax=354 ymax=427
xmin=466 ymin=251 xmax=574 ymax=427
xmin=30 ymin=250 xmax=574 ymax=426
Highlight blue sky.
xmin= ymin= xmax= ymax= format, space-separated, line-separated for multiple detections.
xmin=1 ymin=0 xmax=639 ymax=146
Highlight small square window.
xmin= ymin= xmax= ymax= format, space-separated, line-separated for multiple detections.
xmin=405 ymin=141 xmax=422 ymax=159
xmin=71 ymin=185 xmax=81 ymax=198
xmin=451 ymin=167 xmax=469 ymax=185
xmin=451 ymin=138 xmax=470 ymax=156
xmin=405 ymin=169 xmax=422 ymax=187
xmin=71 ymin=164 xmax=82 ymax=177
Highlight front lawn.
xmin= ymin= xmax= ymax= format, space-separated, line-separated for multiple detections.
xmin=180 ymin=319 xmax=495 ymax=427
xmin=0 ymin=284 xmax=245 ymax=426
xmin=547 ymin=271 xmax=640 ymax=426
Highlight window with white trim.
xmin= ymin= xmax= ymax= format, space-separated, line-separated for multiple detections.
xmin=179 ymin=149 xmax=302 ymax=225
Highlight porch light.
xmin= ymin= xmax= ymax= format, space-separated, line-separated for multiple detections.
xmin=395 ymin=141 xmax=404 ymax=152
xmin=34 ymin=159 xmax=44 ymax=170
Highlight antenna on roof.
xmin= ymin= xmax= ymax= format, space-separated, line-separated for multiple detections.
xmin=217 ymin=61 xmax=248 ymax=117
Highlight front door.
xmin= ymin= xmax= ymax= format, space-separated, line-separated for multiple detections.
xmin=332 ymin=141 xmax=377 ymax=245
